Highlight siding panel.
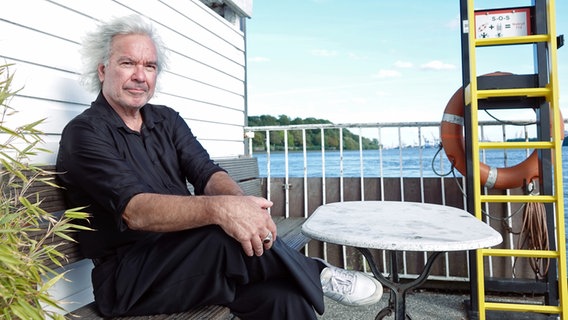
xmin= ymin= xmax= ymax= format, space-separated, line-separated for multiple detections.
xmin=166 ymin=51 xmax=244 ymax=95
xmin=0 ymin=21 xmax=81 ymax=72
xmin=6 ymin=61 xmax=91 ymax=106
xmin=157 ymin=72 xmax=244 ymax=110
xmin=0 ymin=0 xmax=92 ymax=44
xmin=8 ymin=97 xmax=87 ymax=134
xmin=161 ymin=0 xmax=245 ymax=50
xmin=157 ymin=26 xmax=245 ymax=81
xmin=157 ymin=94 xmax=244 ymax=125
xmin=45 ymin=0 xmax=134 ymax=22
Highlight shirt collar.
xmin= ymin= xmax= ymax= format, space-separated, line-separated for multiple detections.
xmin=93 ymin=92 xmax=162 ymax=131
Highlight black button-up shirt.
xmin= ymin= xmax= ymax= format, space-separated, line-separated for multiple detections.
xmin=56 ymin=93 xmax=225 ymax=258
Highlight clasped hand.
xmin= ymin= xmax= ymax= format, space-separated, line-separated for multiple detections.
xmin=217 ymin=196 xmax=276 ymax=257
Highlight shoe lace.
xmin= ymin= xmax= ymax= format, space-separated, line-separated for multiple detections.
xmin=325 ymin=268 xmax=355 ymax=295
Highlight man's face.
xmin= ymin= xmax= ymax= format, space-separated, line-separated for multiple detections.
xmin=98 ymin=34 xmax=158 ymax=111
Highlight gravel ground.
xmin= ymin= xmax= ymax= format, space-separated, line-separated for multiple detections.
xmin=317 ymin=290 xmax=469 ymax=320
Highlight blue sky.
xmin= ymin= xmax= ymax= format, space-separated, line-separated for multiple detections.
xmin=246 ymin=0 xmax=568 ymax=129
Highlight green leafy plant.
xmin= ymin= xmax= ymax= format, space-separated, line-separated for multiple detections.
xmin=0 ymin=63 xmax=90 ymax=319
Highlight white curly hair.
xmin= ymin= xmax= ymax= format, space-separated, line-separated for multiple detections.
xmin=79 ymin=14 xmax=168 ymax=92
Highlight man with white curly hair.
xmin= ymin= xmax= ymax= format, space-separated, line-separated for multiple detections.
xmin=56 ymin=14 xmax=382 ymax=319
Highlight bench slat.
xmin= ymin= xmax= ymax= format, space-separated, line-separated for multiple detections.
xmin=275 ymin=217 xmax=311 ymax=251
xmin=66 ymin=303 xmax=233 ymax=320
xmin=215 ymin=158 xmax=259 ymax=183
xmin=238 ymin=179 xmax=262 ymax=197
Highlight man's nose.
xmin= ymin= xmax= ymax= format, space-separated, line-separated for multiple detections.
xmin=132 ymin=65 xmax=146 ymax=82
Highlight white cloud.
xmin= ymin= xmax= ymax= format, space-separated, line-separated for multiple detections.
xmin=420 ymin=60 xmax=456 ymax=70
xmin=310 ymin=49 xmax=338 ymax=57
xmin=394 ymin=60 xmax=413 ymax=68
xmin=249 ymin=56 xmax=270 ymax=62
xmin=348 ymin=52 xmax=368 ymax=60
xmin=351 ymin=97 xmax=368 ymax=104
xmin=446 ymin=14 xmax=461 ymax=29
xmin=373 ymin=69 xmax=402 ymax=78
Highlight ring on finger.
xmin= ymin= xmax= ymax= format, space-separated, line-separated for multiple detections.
xmin=262 ymin=231 xmax=273 ymax=244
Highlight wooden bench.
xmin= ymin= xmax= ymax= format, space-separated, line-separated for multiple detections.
xmin=33 ymin=157 xmax=309 ymax=319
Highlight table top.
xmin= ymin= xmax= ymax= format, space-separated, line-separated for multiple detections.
xmin=301 ymin=201 xmax=502 ymax=252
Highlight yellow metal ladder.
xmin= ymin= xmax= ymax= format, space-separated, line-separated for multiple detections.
xmin=461 ymin=0 xmax=567 ymax=319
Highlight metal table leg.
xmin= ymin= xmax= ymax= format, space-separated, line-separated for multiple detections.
xmin=357 ymin=248 xmax=444 ymax=320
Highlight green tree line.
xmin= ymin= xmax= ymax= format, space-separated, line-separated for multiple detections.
xmin=247 ymin=115 xmax=379 ymax=151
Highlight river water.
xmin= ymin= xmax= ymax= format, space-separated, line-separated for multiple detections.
xmin=255 ymin=146 xmax=567 ymax=179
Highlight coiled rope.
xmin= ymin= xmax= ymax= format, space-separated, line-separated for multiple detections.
xmin=514 ymin=201 xmax=550 ymax=278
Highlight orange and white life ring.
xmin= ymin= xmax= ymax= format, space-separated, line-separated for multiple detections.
xmin=440 ymin=72 xmax=564 ymax=189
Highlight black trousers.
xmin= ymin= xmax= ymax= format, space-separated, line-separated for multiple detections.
xmin=91 ymin=225 xmax=324 ymax=319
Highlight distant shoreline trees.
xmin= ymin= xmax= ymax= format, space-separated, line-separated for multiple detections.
xmin=247 ymin=115 xmax=379 ymax=151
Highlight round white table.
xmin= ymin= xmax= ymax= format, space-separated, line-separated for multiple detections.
xmin=302 ymin=201 xmax=503 ymax=320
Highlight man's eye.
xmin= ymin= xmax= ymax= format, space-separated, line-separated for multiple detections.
xmin=146 ymin=64 xmax=157 ymax=71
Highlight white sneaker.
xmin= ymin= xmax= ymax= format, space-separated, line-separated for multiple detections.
xmin=320 ymin=265 xmax=383 ymax=306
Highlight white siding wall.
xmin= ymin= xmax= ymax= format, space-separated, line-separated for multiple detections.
xmin=0 ymin=0 xmax=248 ymax=164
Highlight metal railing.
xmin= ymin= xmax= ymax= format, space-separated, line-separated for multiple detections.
xmin=244 ymin=119 xmax=567 ymax=283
